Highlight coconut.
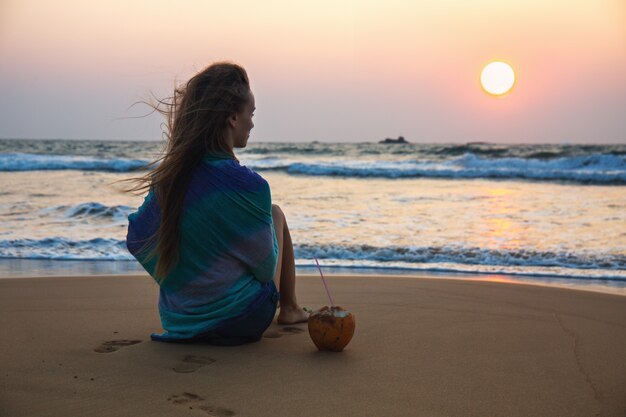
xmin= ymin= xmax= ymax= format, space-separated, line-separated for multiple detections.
xmin=307 ymin=306 xmax=355 ymax=352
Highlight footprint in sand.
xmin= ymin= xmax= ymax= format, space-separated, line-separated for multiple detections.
xmin=263 ymin=325 xmax=306 ymax=339
xmin=167 ymin=392 xmax=235 ymax=416
xmin=173 ymin=355 xmax=216 ymax=373
xmin=94 ymin=339 xmax=142 ymax=353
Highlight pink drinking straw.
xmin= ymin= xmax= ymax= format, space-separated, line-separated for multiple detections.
xmin=314 ymin=257 xmax=334 ymax=307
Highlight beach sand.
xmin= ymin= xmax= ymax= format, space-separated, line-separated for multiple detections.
xmin=1 ymin=274 xmax=625 ymax=417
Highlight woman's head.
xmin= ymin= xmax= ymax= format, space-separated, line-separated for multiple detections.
xmin=169 ymin=62 xmax=252 ymax=156
xmin=127 ymin=62 xmax=254 ymax=281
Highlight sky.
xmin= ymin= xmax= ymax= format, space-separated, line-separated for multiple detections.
xmin=0 ymin=0 xmax=624 ymax=143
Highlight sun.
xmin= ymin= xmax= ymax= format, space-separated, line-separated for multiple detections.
xmin=480 ymin=61 xmax=515 ymax=96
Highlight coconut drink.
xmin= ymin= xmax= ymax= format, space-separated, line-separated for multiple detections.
xmin=309 ymin=258 xmax=356 ymax=352
xmin=308 ymin=306 xmax=355 ymax=352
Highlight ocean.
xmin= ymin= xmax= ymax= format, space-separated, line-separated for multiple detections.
xmin=0 ymin=138 xmax=625 ymax=292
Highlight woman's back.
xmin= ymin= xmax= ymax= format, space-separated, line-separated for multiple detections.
xmin=126 ymin=154 xmax=278 ymax=340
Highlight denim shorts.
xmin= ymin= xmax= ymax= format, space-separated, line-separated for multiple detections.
xmin=193 ymin=281 xmax=280 ymax=346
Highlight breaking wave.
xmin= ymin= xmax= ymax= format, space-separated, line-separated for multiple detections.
xmin=0 ymin=239 xmax=623 ymax=280
xmin=247 ymin=153 xmax=626 ymax=184
xmin=0 ymin=153 xmax=150 ymax=172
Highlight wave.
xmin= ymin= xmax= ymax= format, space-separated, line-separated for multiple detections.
xmin=0 ymin=153 xmax=150 ymax=172
xmin=0 ymin=238 xmax=133 ymax=261
xmin=430 ymin=144 xmax=511 ymax=157
xmin=242 ymin=143 xmax=626 ymax=160
xmin=3 ymin=149 xmax=625 ymax=184
xmin=430 ymin=144 xmax=626 ymax=160
xmin=0 ymin=239 xmax=623 ymax=280
xmin=294 ymin=244 xmax=626 ymax=272
xmin=246 ymin=153 xmax=626 ymax=184
xmin=51 ymin=202 xmax=133 ymax=220
xmin=241 ymin=143 xmax=340 ymax=155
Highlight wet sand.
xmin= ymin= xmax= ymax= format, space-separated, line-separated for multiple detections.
xmin=1 ymin=274 xmax=625 ymax=417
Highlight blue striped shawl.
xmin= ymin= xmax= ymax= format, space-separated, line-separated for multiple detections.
xmin=126 ymin=154 xmax=278 ymax=339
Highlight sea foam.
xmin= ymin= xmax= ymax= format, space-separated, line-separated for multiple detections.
xmin=0 ymin=153 xmax=149 ymax=172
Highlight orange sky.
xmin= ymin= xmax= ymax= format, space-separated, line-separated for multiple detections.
xmin=0 ymin=0 xmax=624 ymax=142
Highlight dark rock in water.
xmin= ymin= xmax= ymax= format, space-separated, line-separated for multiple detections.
xmin=379 ymin=136 xmax=409 ymax=144
xmin=466 ymin=141 xmax=492 ymax=145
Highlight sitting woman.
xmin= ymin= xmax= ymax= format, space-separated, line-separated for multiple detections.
xmin=125 ymin=62 xmax=308 ymax=345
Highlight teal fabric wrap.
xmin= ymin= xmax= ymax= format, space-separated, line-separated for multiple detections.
xmin=126 ymin=154 xmax=279 ymax=340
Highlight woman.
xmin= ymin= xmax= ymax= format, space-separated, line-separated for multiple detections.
xmin=126 ymin=62 xmax=308 ymax=346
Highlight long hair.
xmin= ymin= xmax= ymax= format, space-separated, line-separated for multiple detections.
xmin=125 ymin=62 xmax=250 ymax=281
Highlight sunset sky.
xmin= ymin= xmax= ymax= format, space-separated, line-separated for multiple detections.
xmin=1 ymin=0 xmax=624 ymax=143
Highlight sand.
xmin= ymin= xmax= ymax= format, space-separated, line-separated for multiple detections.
xmin=1 ymin=274 xmax=625 ymax=417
